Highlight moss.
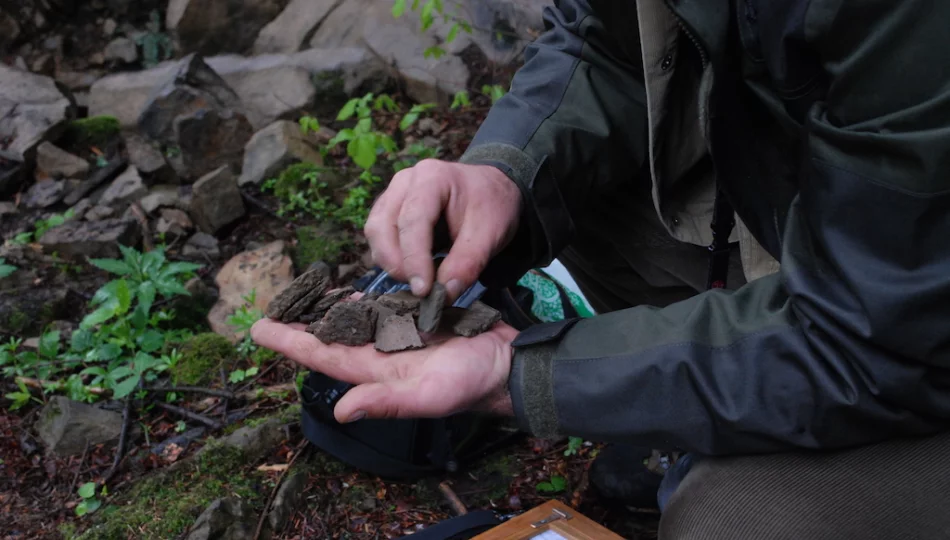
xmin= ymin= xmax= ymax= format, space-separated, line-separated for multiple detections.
xmin=74 ymin=444 xmax=267 ymax=539
xmin=250 ymin=346 xmax=278 ymax=365
xmin=65 ymin=116 xmax=121 ymax=147
xmin=172 ymin=333 xmax=236 ymax=386
xmin=294 ymin=224 xmax=352 ymax=267
xmin=4 ymin=308 xmax=29 ymax=334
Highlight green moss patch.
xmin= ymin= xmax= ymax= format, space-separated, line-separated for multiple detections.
xmin=294 ymin=224 xmax=352 ymax=267
xmin=173 ymin=333 xmax=236 ymax=386
xmin=64 ymin=116 xmax=121 ymax=148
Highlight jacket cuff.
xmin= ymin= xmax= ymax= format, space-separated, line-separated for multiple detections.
xmin=508 ymin=318 xmax=581 ymax=438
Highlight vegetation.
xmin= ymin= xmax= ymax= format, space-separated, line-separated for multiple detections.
xmin=64 ymin=116 xmax=121 ymax=148
xmin=135 ymin=10 xmax=174 ymax=68
xmin=172 ymin=333 xmax=235 ymax=386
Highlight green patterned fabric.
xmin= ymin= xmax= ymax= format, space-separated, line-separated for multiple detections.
xmin=517 ymin=270 xmax=595 ymax=322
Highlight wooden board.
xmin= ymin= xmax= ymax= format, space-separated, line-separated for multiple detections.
xmin=472 ymin=500 xmax=625 ymax=540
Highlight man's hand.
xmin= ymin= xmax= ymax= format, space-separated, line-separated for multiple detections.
xmin=250 ymin=318 xmax=518 ymax=423
xmin=364 ymin=159 xmax=522 ymax=300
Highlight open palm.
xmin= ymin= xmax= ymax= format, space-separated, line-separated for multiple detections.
xmin=251 ymin=318 xmax=517 ymax=423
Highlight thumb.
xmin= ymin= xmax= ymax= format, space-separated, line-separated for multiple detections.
xmin=436 ymin=220 xmax=497 ymax=301
xmin=333 ymin=380 xmax=423 ymax=423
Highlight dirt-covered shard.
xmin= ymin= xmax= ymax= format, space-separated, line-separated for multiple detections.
xmin=311 ymin=301 xmax=376 ymax=346
xmin=376 ymin=290 xmax=421 ymax=317
xmin=299 ymin=286 xmax=354 ymax=324
xmin=375 ymin=313 xmax=425 ymax=353
xmin=417 ymin=282 xmax=446 ymax=333
xmin=442 ymin=301 xmax=502 ymax=337
xmin=265 ymin=266 xmax=330 ymax=320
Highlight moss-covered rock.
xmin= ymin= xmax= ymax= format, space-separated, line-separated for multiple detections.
xmin=172 ymin=333 xmax=236 ymax=386
xmin=294 ymin=223 xmax=352 ymax=267
xmin=64 ymin=116 xmax=121 ymax=148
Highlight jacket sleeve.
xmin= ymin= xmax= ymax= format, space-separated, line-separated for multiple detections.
xmin=507 ymin=0 xmax=950 ymax=455
xmin=459 ymin=0 xmax=648 ymax=287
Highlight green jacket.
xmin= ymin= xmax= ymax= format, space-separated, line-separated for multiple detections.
xmin=460 ymin=0 xmax=950 ymax=455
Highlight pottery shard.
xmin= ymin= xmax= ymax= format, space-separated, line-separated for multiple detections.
xmin=278 ymin=284 xmax=326 ymax=324
xmin=375 ymin=313 xmax=425 ymax=353
xmin=376 ymin=290 xmax=420 ymax=317
xmin=299 ymin=287 xmax=354 ymax=324
xmin=416 ymin=282 xmax=446 ymax=333
xmin=265 ymin=266 xmax=331 ymax=321
xmin=442 ymin=301 xmax=502 ymax=338
xmin=312 ymin=301 xmax=376 ymax=346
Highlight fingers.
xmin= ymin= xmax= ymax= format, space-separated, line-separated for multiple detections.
xmin=250 ymin=318 xmax=386 ymax=384
xmin=397 ymin=186 xmax=445 ymax=296
xmin=364 ymin=177 xmax=406 ymax=276
xmin=436 ymin=217 xmax=497 ymax=300
xmin=333 ymin=376 xmax=460 ymax=422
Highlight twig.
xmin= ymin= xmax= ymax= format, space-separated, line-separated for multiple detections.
xmin=16 ymin=376 xmax=107 ymax=396
xmin=241 ymin=191 xmax=288 ymax=222
xmin=234 ymin=357 xmax=286 ymax=396
xmin=253 ymin=439 xmax=310 ymax=540
xmin=143 ymin=386 xmax=235 ymax=399
xmin=438 ymin=481 xmax=469 ymax=516
xmin=236 ymin=382 xmax=297 ymax=400
xmin=129 ymin=202 xmax=153 ymax=252
xmin=99 ymin=397 xmax=132 ymax=487
xmin=69 ymin=442 xmax=90 ymax=493
xmin=154 ymin=401 xmax=221 ymax=429
xmin=219 ymin=368 xmax=230 ymax=421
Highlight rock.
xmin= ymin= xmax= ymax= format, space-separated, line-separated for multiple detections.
xmin=54 ymin=70 xmax=104 ymax=92
xmin=312 ymin=301 xmax=376 ymax=346
xmin=0 ymin=201 xmax=16 ymax=216
xmin=442 ymin=301 xmax=502 ymax=337
xmin=103 ymin=18 xmax=118 ymax=36
xmin=375 ymin=313 xmax=425 ymax=353
xmin=35 ymin=142 xmax=90 ymax=179
xmin=168 ymin=0 xmax=288 ymax=56
xmin=182 ymin=232 xmax=219 ymax=259
xmin=31 ymin=54 xmax=55 ymax=76
xmin=207 ymin=241 xmax=294 ymax=340
xmin=38 ymin=218 xmax=140 ymax=259
xmin=377 ymin=290 xmax=421 ymax=317
xmin=35 ymin=397 xmax=124 ymax=456
xmin=189 ymin=166 xmax=245 ymax=234
xmin=185 ymin=498 xmax=255 ymax=540
xmin=299 ymin=286 xmax=353 ymax=324
xmin=212 ymin=417 xmax=286 ymax=462
xmin=215 ymin=60 xmax=315 ymax=130
xmin=253 ymin=0 xmax=341 ymax=55
xmin=68 ymin=198 xmax=92 ymax=220
xmin=104 ymin=37 xmax=138 ymax=63
xmin=99 ymin=165 xmax=146 ymax=209
xmin=137 ymin=54 xmax=253 ymax=180
xmin=84 ymin=205 xmax=115 ymax=221
xmin=0 ymin=287 xmax=68 ymax=335
xmin=417 ymin=282 xmax=446 ymax=333
xmin=265 ymin=264 xmax=331 ymax=321
xmin=238 ymin=120 xmax=323 ymax=187
xmin=63 ymin=159 xmax=127 ymax=206
xmin=0 ymin=64 xmax=72 ymax=160
xmin=0 ymin=10 xmax=19 ymax=52
xmin=267 ymin=472 xmax=308 ymax=531
xmin=123 ymin=132 xmax=176 ymax=184
xmin=139 ymin=185 xmax=182 ymax=214
xmin=23 ymin=180 xmax=66 ymax=208
xmin=156 ymin=208 xmax=194 ymax=237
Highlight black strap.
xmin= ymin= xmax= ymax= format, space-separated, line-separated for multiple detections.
xmin=531 ymin=269 xmax=581 ymax=319
xmin=706 ymin=189 xmax=736 ymax=290
xmin=397 ymin=510 xmax=501 ymax=540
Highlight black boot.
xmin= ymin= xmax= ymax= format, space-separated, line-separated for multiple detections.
xmin=589 ymin=444 xmax=673 ymax=509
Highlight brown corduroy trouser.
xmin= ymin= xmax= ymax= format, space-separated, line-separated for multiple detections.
xmin=556 ymin=183 xmax=950 ymax=539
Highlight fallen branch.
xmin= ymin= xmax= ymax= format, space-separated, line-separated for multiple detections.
xmin=154 ymin=401 xmax=221 ymax=429
xmin=253 ymin=439 xmax=310 ymax=540
xmin=143 ymin=386 xmax=235 ymax=399
xmin=70 ymin=442 xmax=91 ymax=494
xmin=438 ymin=481 xmax=469 ymax=516
xmin=16 ymin=377 xmax=107 ymax=396
xmin=236 ymin=382 xmax=297 ymax=400
xmin=99 ymin=397 xmax=132 ymax=488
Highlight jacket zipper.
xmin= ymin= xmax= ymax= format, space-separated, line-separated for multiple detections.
xmin=664 ymin=1 xmax=708 ymax=68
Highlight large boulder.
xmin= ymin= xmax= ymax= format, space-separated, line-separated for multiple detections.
xmin=189 ymin=166 xmax=245 ymax=234
xmin=137 ymin=54 xmax=253 ymax=181
xmin=253 ymin=0 xmax=341 ymax=55
xmin=167 ymin=0 xmax=289 ymax=56
xmin=0 ymin=64 xmax=72 ymax=160
xmin=238 ymin=120 xmax=323 ymax=187
xmin=38 ymin=218 xmax=140 ymax=259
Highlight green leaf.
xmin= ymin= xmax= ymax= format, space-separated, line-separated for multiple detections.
xmin=160 ymin=261 xmax=202 ymax=278
xmin=137 ymin=281 xmax=156 ymax=313
xmin=336 ymin=99 xmax=359 ymax=121
xmin=348 ymin=134 xmax=378 ymax=170
xmin=81 ymin=306 xmax=116 ymax=329
xmin=246 ymin=366 xmax=259 ymax=377
xmin=356 ymin=117 xmax=372 ymax=134
xmin=380 ymin=135 xmax=398 ymax=154
xmin=130 ymin=305 xmax=149 ymax=331
xmin=70 ymin=329 xmax=96 ymax=352
xmin=551 ymin=475 xmax=567 ymax=491
xmin=392 ymin=0 xmax=406 ymax=17
xmin=423 ymin=46 xmax=445 ymax=59
xmin=76 ymin=498 xmax=101 ymax=516
xmin=536 ymin=482 xmax=554 ymax=492
xmin=90 ymin=343 xmax=121 ymax=362
xmin=140 ymin=249 xmax=166 ymax=278
xmin=446 ymin=23 xmax=459 ymax=43
xmin=88 ymin=257 xmax=132 ymax=276
xmin=228 ymin=369 xmax=246 ymax=383
xmin=328 ymin=128 xmax=355 ymax=147
xmin=38 ymin=331 xmax=60 ymax=358
xmin=137 ymin=330 xmax=164 ymax=353
xmin=451 ymin=91 xmax=470 ymax=109
xmin=0 ymin=260 xmax=16 ymax=279
xmin=154 ymin=278 xmax=190 ymax=297
xmin=421 ymin=0 xmax=435 ymax=30
xmin=78 ymin=482 xmax=96 ymax=499
xmin=399 ymin=112 xmax=419 ymax=131
xmin=112 ymin=375 xmax=140 ymax=399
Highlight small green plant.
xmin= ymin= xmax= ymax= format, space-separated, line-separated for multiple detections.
xmin=136 ymin=10 xmax=174 ymax=68
xmin=0 ymin=258 xmax=16 ymax=279
xmin=482 ymin=84 xmax=507 ymax=104
xmin=12 ymin=209 xmax=75 ymax=244
xmin=175 ymin=420 xmax=187 ymax=433
xmin=226 ymin=290 xmax=264 ymax=358
xmin=76 ymin=482 xmax=102 ymax=516
xmin=392 ymin=0 xmax=473 ymax=59
xmin=536 ymin=475 xmax=567 ymax=493
xmin=451 ymin=90 xmax=471 ymax=109
xmin=228 ymin=366 xmax=259 ymax=384
xmin=4 ymin=378 xmax=40 ymax=410
xmin=564 ymin=436 xmax=584 ymax=456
